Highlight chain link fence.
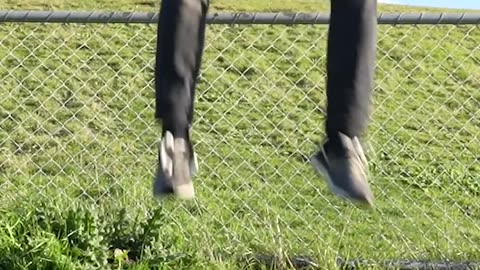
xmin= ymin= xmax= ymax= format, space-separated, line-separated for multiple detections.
xmin=0 ymin=11 xmax=479 ymax=267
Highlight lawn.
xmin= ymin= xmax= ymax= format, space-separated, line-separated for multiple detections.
xmin=0 ymin=0 xmax=479 ymax=269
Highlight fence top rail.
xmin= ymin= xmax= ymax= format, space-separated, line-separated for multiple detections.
xmin=0 ymin=10 xmax=480 ymax=25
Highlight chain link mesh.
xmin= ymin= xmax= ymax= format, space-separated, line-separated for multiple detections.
xmin=0 ymin=19 xmax=479 ymax=262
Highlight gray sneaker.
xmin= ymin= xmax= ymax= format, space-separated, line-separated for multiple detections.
xmin=153 ymin=130 xmax=198 ymax=199
xmin=310 ymin=133 xmax=374 ymax=207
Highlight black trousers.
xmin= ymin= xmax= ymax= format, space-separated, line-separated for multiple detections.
xmin=154 ymin=0 xmax=377 ymax=151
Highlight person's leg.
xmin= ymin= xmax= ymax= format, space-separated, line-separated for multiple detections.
xmin=311 ymin=0 xmax=377 ymax=206
xmin=153 ymin=0 xmax=210 ymax=199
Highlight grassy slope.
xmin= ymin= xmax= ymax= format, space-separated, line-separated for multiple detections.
xmin=1 ymin=1 xmax=480 ymax=269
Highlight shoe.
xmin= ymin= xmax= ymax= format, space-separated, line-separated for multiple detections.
xmin=311 ymin=132 xmax=374 ymax=207
xmin=153 ymin=130 xmax=198 ymax=199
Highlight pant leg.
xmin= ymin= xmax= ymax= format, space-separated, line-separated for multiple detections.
xmin=154 ymin=0 xmax=210 ymax=139
xmin=325 ymin=0 xmax=377 ymax=152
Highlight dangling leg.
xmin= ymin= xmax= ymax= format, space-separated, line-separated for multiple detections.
xmin=311 ymin=0 xmax=378 ymax=207
xmin=153 ymin=0 xmax=209 ymax=199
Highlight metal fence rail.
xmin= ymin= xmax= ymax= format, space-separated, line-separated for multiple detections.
xmin=0 ymin=10 xmax=479 ymax=268
xmin=1 ymin=10 xmax=480 ymax=24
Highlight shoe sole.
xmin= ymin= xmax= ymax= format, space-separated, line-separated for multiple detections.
xmin=154 ymin=132 xmax=195 ymax=200
xmin=171 ymin=137 xmax=195 ymax=199
xmin=310 ymin=150 xmax=373 ymax=207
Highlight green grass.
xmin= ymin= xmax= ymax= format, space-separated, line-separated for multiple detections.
xmin=1 ymin=0 xmax=480 ymax=269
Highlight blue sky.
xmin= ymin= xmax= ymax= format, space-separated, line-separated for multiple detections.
xmin=379 ymin=0 xmax=480 ymax=10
